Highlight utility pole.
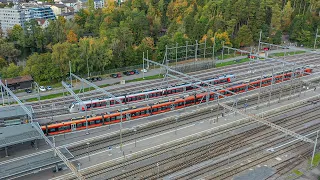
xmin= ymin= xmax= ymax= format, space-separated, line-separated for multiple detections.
xmin=212 ymin=35 xmax=216 ymax=67
xmin=86 ymin=45 xmax=90 ymax=78
xmin=143 ymin=52 xmax=145 ymax=79
xmin=69 ymin=61 xmax=72 ymax=87
xmin=258 ymin=31 xmax=262 ymax=55
xmin=311 ymin=130 xmax=319 ymax=167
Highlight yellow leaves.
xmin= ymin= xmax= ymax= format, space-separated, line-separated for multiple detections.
xmin=167 ymin=0 xmax=189 ymax=21
xmin=103 ymin=0 xmax=115 ymax=13
xmin=215 ymin=31 xmax=231 ymax=45
xmin=66 ymin=30 xmax=78 ymax=43
xmin=200 ymin=34 xmax=207 ymax=43
xmin=176 ymin=16 xmax=183 ymax=24
xmin=141 ymin=37 xmax=154 ymax=49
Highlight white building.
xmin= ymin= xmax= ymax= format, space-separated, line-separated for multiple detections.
xmin=50 ymin=3 xmax=68 ymax=17
xmin=0 ymin=3 xmax=55 ymax=36
xmin=93 ymin=0 xmax=103 ymax=9
xmin=0 ymin=5 xmax=29 ymax=36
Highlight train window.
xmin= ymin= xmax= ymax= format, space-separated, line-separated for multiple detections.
xmin=111 ymin=116 xmax=116 ymax=121
xmin=140 ymin=95 xmax=145 ymax=99
xmin=161 ymin=106 xmax=167 ymax=110
xmin=92 ymin=103 xmax=96 ymax=108
xmin=172 ymin=89 xmax=176 ymax=93
xmin=95 ymin=120 xmax=101 ymax=124
xmin=58 ymin=126 xmax=70 ymax=131
xmin=77 ymin=123 xmax=82 ymax=128
xmin=157 ymin=92 xmax=161 ymax=96
xmin=86 ymin=104 xmax=91 ymax=108
xmin=152 ymin=108 xmax=158 ymax=112
xmin=110 ymin=100 xmax=114 ymax=105
xmin=135 ymin=111 xmax=141 ymax=116
xmin=105 ymin=117 xmax=110 ymax=122
xmin=89 ymin=121 xmax=95 ymax=125
xmin=141 ymin=110 xmax=146 ymax=115
xmin=49 ymin=128 xmax=56 ymax=132
xmin=96 ymin=102 xmax=101 ymax=107
xmin=101 ymin=101 xmax=107 ymax=106
xmin=132 ymin=97 xmax=137 ymax=101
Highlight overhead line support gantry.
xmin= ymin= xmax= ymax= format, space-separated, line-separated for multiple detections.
xmin=0 ymin=80 xmax=85 ymax=180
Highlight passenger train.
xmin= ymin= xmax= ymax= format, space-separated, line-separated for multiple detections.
xmin=41 ymin=66 xmax=313 ymax=135
xmin=69 ymin=74 xmax=236 ymax=113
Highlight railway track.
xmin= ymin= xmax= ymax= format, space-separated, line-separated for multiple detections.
xmin=66 ymin=81 xmax=308 ymax=157
xmin=30 ymin=53 xmax=319 ymax=116
xmin=69 ymin=98 xmax=320 ymax=179
xmin=33 ymin=56 xmax=320 ymax=119
xmin=7 ymin=81 xmax=318 ymax=180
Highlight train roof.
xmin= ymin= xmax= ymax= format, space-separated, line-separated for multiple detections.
xmin=72 ymin=74 xmax=235 ymax=105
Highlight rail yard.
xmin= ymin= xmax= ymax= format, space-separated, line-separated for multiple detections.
xmin=1 ymin=43 xmax=320 ymax=180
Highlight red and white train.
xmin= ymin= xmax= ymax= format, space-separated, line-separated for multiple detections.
xmin=69 ymin=74 xmax=236 ymax=113
xmin=41 ymin=66 xmax=313 ymax=135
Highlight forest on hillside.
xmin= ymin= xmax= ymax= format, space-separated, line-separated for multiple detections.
xmin=0 ymin=0 xmax=319 ymax=83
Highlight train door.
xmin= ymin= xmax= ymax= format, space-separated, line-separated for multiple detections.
xmin=170 ymin=104 xmax=175 ymax=110
xmin=126 ymin=113 xmax=131 ymax=121
xmin=71 ymin=124 xmax=76 ymax=131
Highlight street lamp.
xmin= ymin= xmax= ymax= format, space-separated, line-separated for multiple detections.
xmin=77 ymin=163 xmax=81 ymax=171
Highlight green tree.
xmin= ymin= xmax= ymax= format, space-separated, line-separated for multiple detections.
xmin=51 ymin=42 xmax=71 ymax=79
xmin=1 ymin=63 xmax=22 ymax=78
xmin=156 ymin=35 xmax=172 ymax=61
xmin=0 ymin=39 xmax=21 ymax=62
xmin=7 ymin=24 xmax=23 ymax=43
xmin=23 ymin=53 xmax=59 ymax=82
xmin=281 ymin=1 xmax=294 ymax=31
xmin=270 ymin=3 xmax=281 ymax=34
xmin=234 ymin=25 xmax=253 ymax=47
xmin=0 ymin=57 xmax=7 ymax=68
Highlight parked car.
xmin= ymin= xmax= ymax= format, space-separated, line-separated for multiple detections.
xmin=111 ymin=73 xmax=121 ymax=78
xmin=39 ymin=86 xmax=46 ymax=92
xmin=123 ymin=71 xmax=131 ymax=76
xmin=132 ymin=69 xmax=139 ymax=74
xmin=141 ymin=69 xmax=148 ymax=73
xmin=25 ymin=89 xmax=32 ymax=93
xmin=66 ymin=83 xmax=72 ymax=88
xmin=46 ymin=86 xmax=52 ymax=90
xmin=97 ymin=76 xmax=102 ymax=81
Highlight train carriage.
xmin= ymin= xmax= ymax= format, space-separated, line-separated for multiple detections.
xmin=43 ymin=66 xmax=313 ymax=135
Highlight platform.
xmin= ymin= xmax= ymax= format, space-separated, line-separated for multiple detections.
xmin=0 ymin=105 xmax=34 ymax=126
xmin=0 ymin=148 xmax=73 ymax=180
xmin=0 ymin=123 xmax=41 ymax=149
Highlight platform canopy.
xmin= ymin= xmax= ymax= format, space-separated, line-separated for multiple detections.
xmin=0 ymin=123 xmax=41 ymax=149
xmin=0 ymin=148 xmax=74 ymax=179
xmin=0 ymin=105 xmax=34 ymax=119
